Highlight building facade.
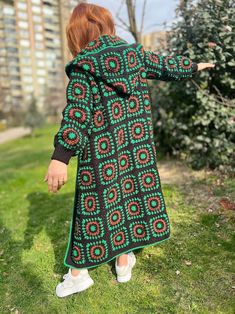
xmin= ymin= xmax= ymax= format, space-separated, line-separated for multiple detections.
xmin=0 ymin=0 xmax=83 ymax=120
xmin=141 ymin=30 xmax=169 ymax=51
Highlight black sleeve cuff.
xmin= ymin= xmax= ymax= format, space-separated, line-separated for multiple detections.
xmin=51 ymin=143 xmax=75 ymax=165
xmin=192 ymin=62 xmax=198 ymax=74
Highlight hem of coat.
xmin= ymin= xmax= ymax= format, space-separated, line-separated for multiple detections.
xmin=63 ymin=215 xmax=171 ymax=270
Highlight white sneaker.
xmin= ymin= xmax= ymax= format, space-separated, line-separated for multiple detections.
xmin=115 ymin=251 xmax=136 ymax=283
xmin=55 ymin=268 xmax=94 ymax=298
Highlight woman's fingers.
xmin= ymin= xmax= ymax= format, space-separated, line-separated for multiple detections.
xmin=52 ymin=178 xmax=58 ymax=193
xmin=44 ymin=173 xmax=48 ymax=182
xmin=45 ymin=160 xmax=68 ymax=193
xmin=206 ymin=63 xmax=215 ymax=68
xmin=198 ymin=63 xmax=216 ymax=71
xmin=47 ymin=174 xmax=67 ymax=193
xmin=48 ymin=176 xmax=54 ymax=192
xmin=58 ymin=177 xmax=65 ymax=190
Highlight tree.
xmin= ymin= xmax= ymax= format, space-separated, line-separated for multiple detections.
xmin=115 ymin=0 xmax=147 ymax=42
xmin=23 ymin=95 xmax=45 ymax=134
xmin=154 ymin=0 xmax=235 ymax=175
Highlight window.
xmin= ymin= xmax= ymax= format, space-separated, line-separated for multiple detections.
xmin=20 ymin=48 xmax=31 ymax=56
xmin=11 ymin=83 xmax=21 ymax=90
xmin=20 ymin=39 xmax=30 ymax=47
xmin=38 ymin=77 xmax=46 ymax=84
xmin=24 ymin=85 xmax=34 ymax=92
xmin=46 ymin=60 xmax=52 ymax=67
xmin=8 ymin=56 xmax=19 ymax=63
xmin=6 ymin=37 xmax=17 ymax=44
xmin=0 ymin=48 xmax=6 ymax=55
xmin=33 ymin=15 xmax=41 ymax=23
xmin=10 ymin=66 xmax=20 ymax=73
xmin=18 ymin=21 xmax=28 ymax=29
xmin=37 ymin=60 xmax=45 ymax=67
xmin=44 ymin=17 xmax=53 ymax=24
xmin=35 ymin=42 xmax=44 ymax=49
xmin=21 ymin=68 xmax=32 ymax=75
xmin=18 ymin=11 xmax=28 ymax=19
xmin=19 ymin=29 xmax=29 ymax=38
xmin=21 ymin=57 xmax=31 ymax=65
xmin=17 ymin=2 xmax=27 ymax=10
xmin=34 ymin=24 xmax=43 ymax=32
xmin=7 ymin=47 xmax=18 ymax=53
xmin=53 ymin=38 xmax=61 ymax=45
xmin=4 ymin=18 xmax=16 ymax=26
xmin=3 ymin=6 xmax=15 ymax=15
xmin=45 ymin=51 xmax=56 ymax=60
xmin=32 ymin=6 xmax=41 ymax=14
xmin=35 ymin=33 xmax=44 ymax=41
xmin=37 ymin=69 xmax=46 ymax=76
xmin=35 ymin=51 xmax=44 ymax=58
xmin=43 ymin=7 xmax=53 ymax=15
xmin=23 ymin=76 xmax=33 ymax=83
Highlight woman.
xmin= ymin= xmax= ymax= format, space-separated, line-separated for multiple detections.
xmin=44 ymin=2 xmax=215 ymax=298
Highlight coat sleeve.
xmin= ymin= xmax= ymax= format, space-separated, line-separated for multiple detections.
xmin=140 ymin=45 xmax=198 ymax=81
xmin=50 ymin=69 xmax=94 ymax=165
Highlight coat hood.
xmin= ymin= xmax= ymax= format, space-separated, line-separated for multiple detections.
xmin=65 ymin=34 xmax=143 ymax=96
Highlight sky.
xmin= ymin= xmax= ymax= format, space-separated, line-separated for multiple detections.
xmin=87 ymin=0 xmax=180 ymax=43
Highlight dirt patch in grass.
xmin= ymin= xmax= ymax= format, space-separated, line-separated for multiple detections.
xmin=158 ymin=159 xmax=235 ymax=223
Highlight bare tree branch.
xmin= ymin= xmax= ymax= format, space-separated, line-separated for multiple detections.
xmin=191 ymin=79 xmax=235 ymax=108
xmin=126 ymin=0 xmax=140 ymax=42
xmin=140 ymin=0 xmax=147 ymax=36
xmin=116 ymin=0 xmax=130 ymax=30
xmin=115 ymin=22 xmax=130 ymax=32
xmin=115 ymin=0 xmax=149 ymax=43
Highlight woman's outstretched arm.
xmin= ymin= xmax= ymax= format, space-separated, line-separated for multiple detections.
xmin=141 ymin=46 xmax=215 ymax=81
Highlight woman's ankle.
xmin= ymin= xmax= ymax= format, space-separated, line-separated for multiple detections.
xmin=116 ymin=253 xmax=128 ymax=266
xmin=71 ymin=268 xmax=81 ymax=277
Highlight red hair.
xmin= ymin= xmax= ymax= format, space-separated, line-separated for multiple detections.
xmin=66 ymin=2 xmax=116 ymax=58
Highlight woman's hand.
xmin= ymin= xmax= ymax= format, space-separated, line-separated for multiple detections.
xmin=44 ymin=160 xmax=68 ymax=193
xmin=197 ymin=63 xmax=216 ymax=71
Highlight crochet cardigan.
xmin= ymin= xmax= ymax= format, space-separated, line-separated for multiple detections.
xmin=50 ymin=34 xmax=198 ymax=269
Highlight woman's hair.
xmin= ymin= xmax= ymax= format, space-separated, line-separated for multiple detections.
xmin=66 ymin=2 xmax=116 ymax=58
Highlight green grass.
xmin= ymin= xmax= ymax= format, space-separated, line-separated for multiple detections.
xmin=0 ymin=124 xmax=234 ymax=314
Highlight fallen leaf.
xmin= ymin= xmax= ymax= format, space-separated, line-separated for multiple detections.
xmin=219 ymin=198 xmax=235 ymax=211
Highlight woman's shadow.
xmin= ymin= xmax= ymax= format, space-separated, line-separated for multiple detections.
xmin=23 ymin=191 xmax=143 ymax=277
xmin=23 ymin=191 xmax=75 ymax=275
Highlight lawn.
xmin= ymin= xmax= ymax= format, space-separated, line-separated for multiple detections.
xmin=0 ymin=124 xmax=234 ymax=314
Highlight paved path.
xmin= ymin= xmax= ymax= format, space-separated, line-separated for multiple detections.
xmin=0 ymin=127 xmax=31 ymax=144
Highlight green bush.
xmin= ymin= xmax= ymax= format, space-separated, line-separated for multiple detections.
xmin=153 ymin=0 xmax=235 ymax=175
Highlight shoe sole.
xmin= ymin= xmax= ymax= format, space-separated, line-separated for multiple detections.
xmin=56 ymin=277 xmax=94 ymax=298
xmin=116 ymin=254 xmax=136 ymax=283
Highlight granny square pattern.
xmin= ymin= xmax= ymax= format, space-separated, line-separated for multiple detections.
xmin=51 ymin=34 xmax=198 ymax=269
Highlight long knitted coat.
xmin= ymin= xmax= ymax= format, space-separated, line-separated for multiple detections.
xmin=51 ymin=34 xmax=198 ymax=269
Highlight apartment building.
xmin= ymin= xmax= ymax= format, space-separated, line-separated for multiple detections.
xmin=0 ymin=0 xmax=83 ymax=117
